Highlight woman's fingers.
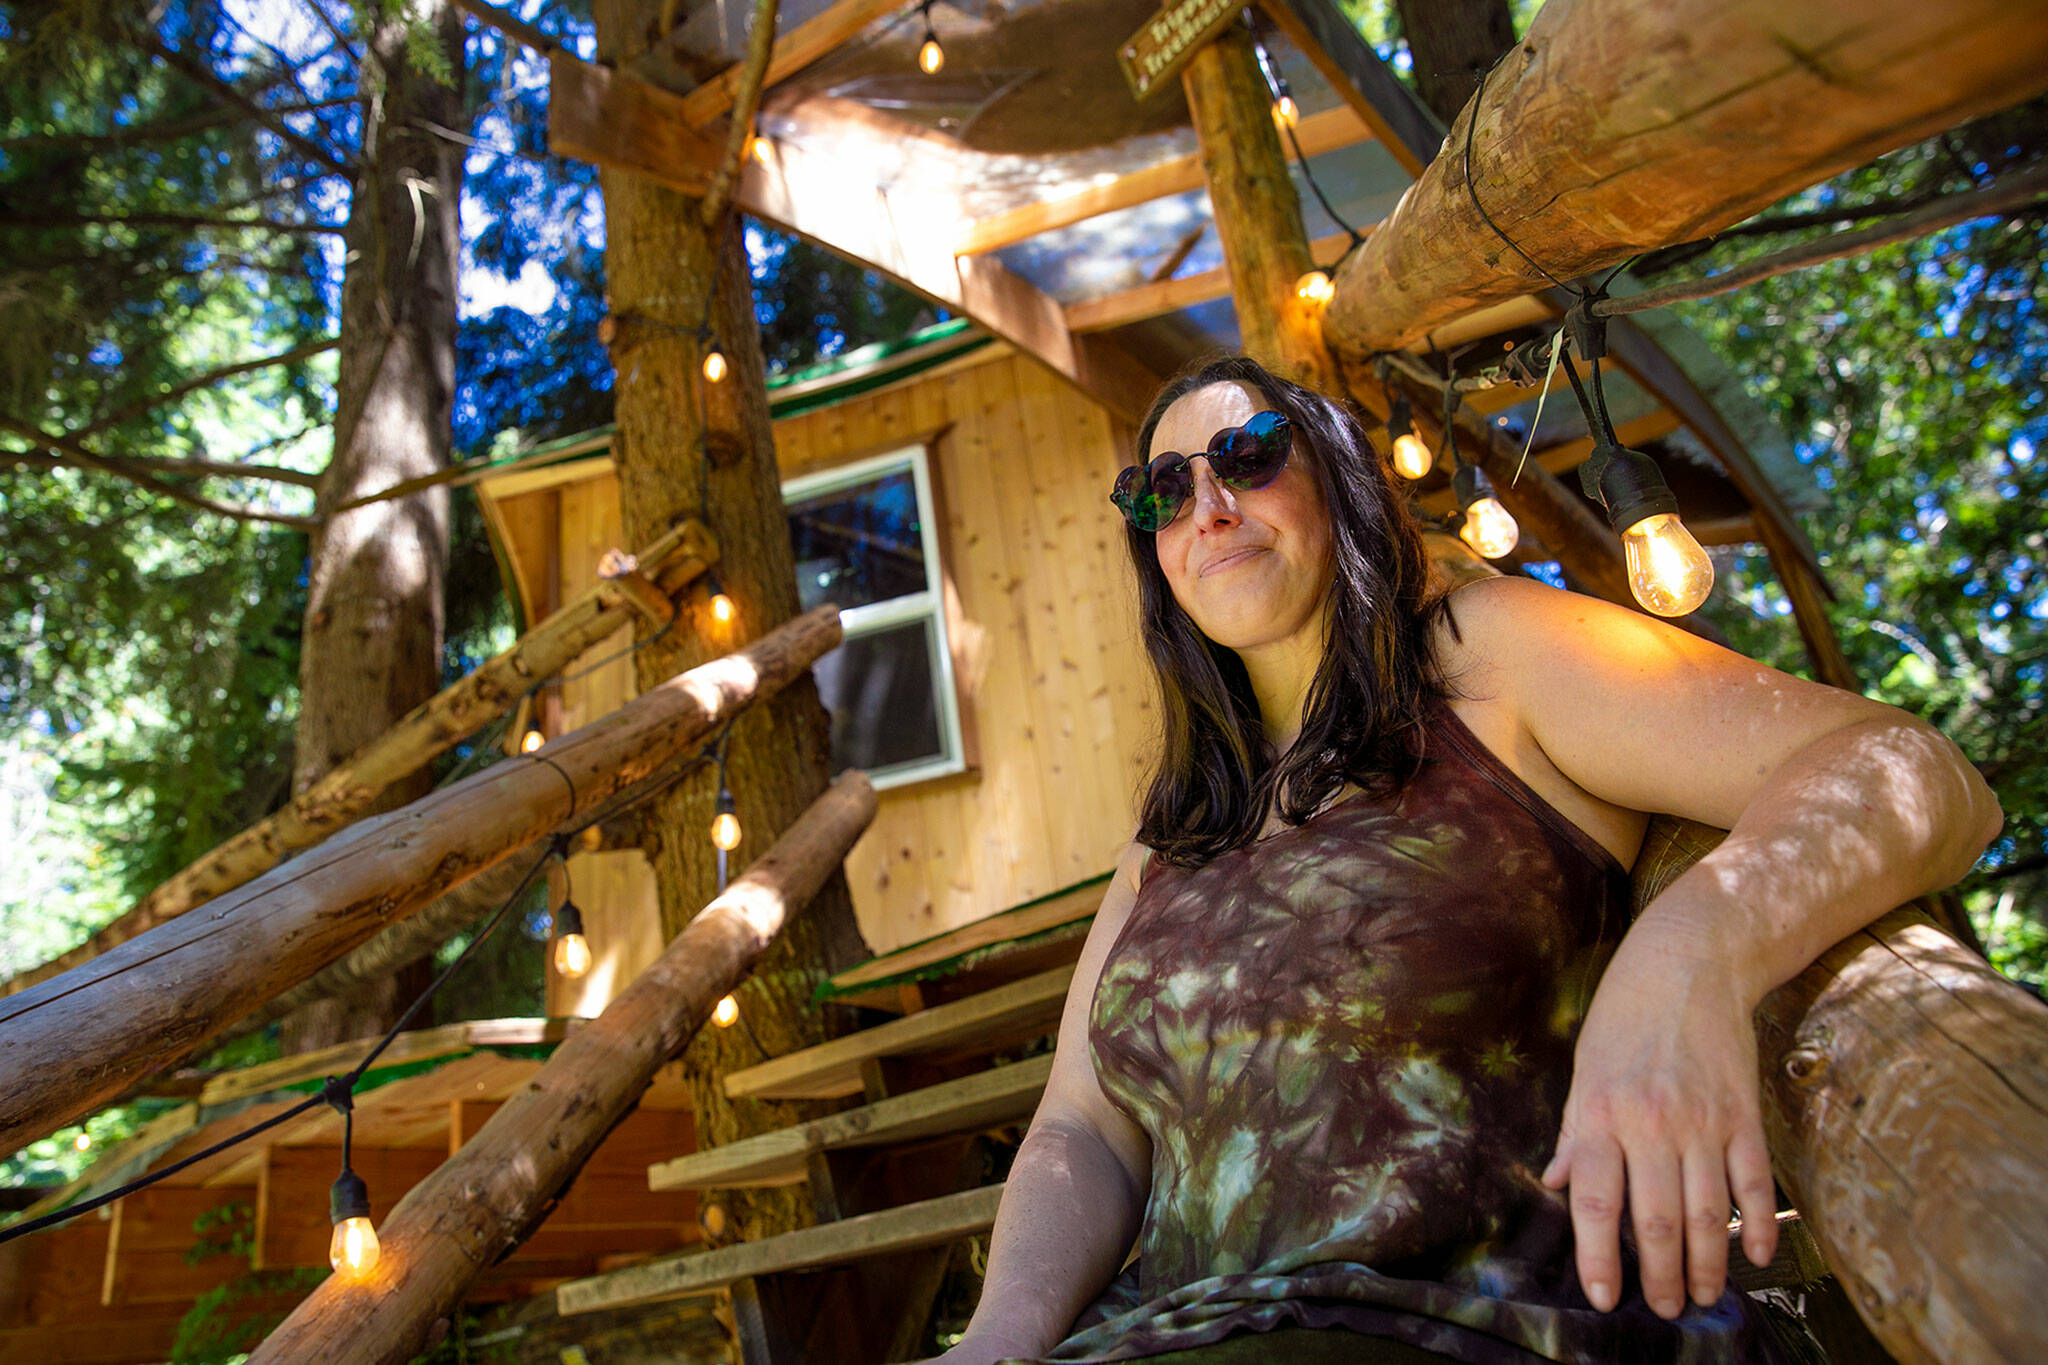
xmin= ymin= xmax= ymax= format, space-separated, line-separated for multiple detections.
xmin=1681 ymin=1145 xmax=1732 ymax=1307
xmin=1562 ymin=1132 xmax=1625 ymax=1312
xmin=1624 ymin=1139 xmax=1687 ymax=1319
xmin=1729 ymin=1121 xmax=1780 ymax=1271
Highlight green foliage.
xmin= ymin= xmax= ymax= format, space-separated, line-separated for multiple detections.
xmin=169 ymin=1201 xmax=325 ymax=1365
xmin=0 ymin=1100 xmax=165 ymax=1186
xmin=1672 ymin=103 xmax=2048 ymax=984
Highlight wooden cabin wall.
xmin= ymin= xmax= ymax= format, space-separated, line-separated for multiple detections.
xmin=487 ymin=350 xmax=1156 ymax=1007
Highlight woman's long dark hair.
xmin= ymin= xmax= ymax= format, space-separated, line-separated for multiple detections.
xmin=1128 ymin=355 xmax=1454 ymax=866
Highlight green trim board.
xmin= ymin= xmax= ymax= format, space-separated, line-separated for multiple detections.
xmin=812 ymin=872 xmax=1112 ymax=1004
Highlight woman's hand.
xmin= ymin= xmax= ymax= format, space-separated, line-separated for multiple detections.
xmin=1540 ymin=916 xmax=1780 ymax=1319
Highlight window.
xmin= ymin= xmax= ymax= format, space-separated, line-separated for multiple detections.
xmin=784 ymin=446 xmax=965 ymax=789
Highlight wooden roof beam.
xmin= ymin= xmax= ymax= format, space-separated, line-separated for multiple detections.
xmin=547 ymin=57 xmax=1163 ymax=422
xmin=673 ymin=0 xmax=907 ymax=128
xmin=956 ymin=103 xmax=1375 ymax=257
xmin=1320 ymin=0 xmax=2048 ymax=353
xmin=1066 ymin=229 xmax=1357 ymax=334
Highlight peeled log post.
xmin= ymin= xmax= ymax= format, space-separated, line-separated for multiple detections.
xmin=0 ymin=606 xmax=839 ymax=1156
xmin=248 ymin=771 xmax=877 ymax=1365
xmin=1181 ymin=28 xmax=1340 ymax=393
xmin=1755 ymin=906 xmax=2048 ymax=1362
xmin=0 ymin=520 xmax=718 ymax=997
xmin=1323 ymin=0 xmax=2048 ymax=353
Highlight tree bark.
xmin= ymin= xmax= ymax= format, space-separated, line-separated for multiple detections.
xmin=247 ymin=773 xmax=877 ymax=1365
xmin=1391 ymin=0 xmax=1514 ymax=127
xmin=0 ymin=607 xmax=843 ymax=1156
xmin=594 ymin=0 xmax=872 ymax=1247
xmin=286 ymin=1 xmax=467 ymax=1051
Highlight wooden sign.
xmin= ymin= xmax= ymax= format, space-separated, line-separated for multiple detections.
xmin=1118 ymin=0 xmax=1250 ymax=99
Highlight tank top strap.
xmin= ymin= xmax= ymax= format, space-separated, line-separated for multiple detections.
xmin=1424 ymin=694 xmax=1629 ymax=887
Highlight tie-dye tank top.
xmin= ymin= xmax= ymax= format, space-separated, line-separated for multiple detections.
xmin=1040 ymin=699 xmax=1796 ymax=1363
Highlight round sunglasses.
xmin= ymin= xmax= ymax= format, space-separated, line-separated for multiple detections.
xmin=1110 ymin=410 xmax=1294 ymax=532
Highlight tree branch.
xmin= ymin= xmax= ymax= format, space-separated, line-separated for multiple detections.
xmin=0 ymin=97 xmax=360 ymax=154
xmin=77 ymin=338 xmax=340 ymax=439
xmin=146 ymin=37 xmax=357 ymax=178
xmin=0 ymin=416 xmax=320 ymax=528
xmin=1 ymin=446 xmax=321 ymax=487
xmin=701 ymin=0 xmax=780 ymax=227
xmin=447 ymin=0 xmax=559 ymax=55
xmin=0 ymin=210 xmax=344 ymax=236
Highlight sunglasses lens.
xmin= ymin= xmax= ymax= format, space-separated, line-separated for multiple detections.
xmin=1210 ymin=411 xmax=1291 ymax=489
xmin=1112 ymin=460 xmax=1190 ymax=531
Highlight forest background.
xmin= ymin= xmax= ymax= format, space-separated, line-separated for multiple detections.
xmin=2 ymin=0 xmax=2042 ymax=1183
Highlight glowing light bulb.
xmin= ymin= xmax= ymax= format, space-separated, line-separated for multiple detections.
xmin=1621 ymin=511 xmax=1715 ymax=616
xmin=329 ymin=1216 xmax=380 ymax=1274
xmin=712 ymin=994 xmax=740 ymax=1028
xmin=553 ymin=931 xmax=592 ymax=979
xmin=74 ymin=1131 xmax=91 ymax=1152
xmin=711 ymin=810 xmax=742 ymax=852
xmin=520 ymin=728 xmax=544 ymax=754
xmin=701 ymin=345 xmax=728 ymax=384
xmin=918 ymin=35 xmax=944 ymax=74
xmin=1271 ymin=94 xmax=1300 ymax=130
xmin=1390 ymin=431 xmax=1433 ymax=481
xmin=710 ymin=592 xmax=736 ymax=624
xmin=1294 ymin=270 xmax=1334 ymax=306
xmin=747 ymin=133 xmax=772 ymax=164
xmin=1459 ymin=497 xmax=1520 ymax=559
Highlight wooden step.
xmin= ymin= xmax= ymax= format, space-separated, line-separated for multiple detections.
xmin=556 ymin=1183 xmax=1006 ymax=1315
xmin=652 ymin=1054 xmax=1054 ymax=1190
xmin=724 ymin=964 xmax=1076 ymax=1101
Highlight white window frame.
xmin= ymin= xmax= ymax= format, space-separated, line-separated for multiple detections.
xmin=782 ymin=444 xmax=966 ymax=791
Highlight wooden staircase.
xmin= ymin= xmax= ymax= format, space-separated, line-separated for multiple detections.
xmin=557 ymin=945 xmax=1081 ymax=1362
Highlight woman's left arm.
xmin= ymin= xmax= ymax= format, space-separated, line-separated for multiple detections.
xmin=1458 ymin=578 xmax=2003 ymax=1321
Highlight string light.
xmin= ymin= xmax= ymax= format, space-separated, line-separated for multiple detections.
xmin=710 ymin=590 xmax=736 ymax=624
xmin=328 ymin=1165 xmax=380 ymax=1274
xmin=1294 ymin=270 xmax=1334 ymax=306
xmin=917 ymin=0 xmax=944 ymax=73
xmin=520 ymin=728 xmax=545 ymax=754
xmin=1582 ymin=446 xmax=1714 ymax=615
xmin=710 ymin=788 xmax=741 ymax=852
xmin=1453 ymin=464 xmax=1520 ymax=559
xmin=712 ymin=994 xmax=740 ymax=1027
xmin=1385 ymin=395 xmax=1433 ymax=481
xmin=1271 ymin=93 xmax=1300 ymax=130
xmin=73 ymin=1131 xmax=90 ymax=1152
xmin=323 ymin=1076 xmax=379 ymax=1276
xmin=700 ymin=342 xmax=729 ymax=384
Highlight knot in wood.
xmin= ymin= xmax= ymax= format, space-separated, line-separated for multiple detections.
xmin=1782 ymin=1046 xmax=1829 ymax=1088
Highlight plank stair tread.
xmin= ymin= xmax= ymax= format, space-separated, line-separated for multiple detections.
xmin=652 ymin=1054 xmax=1053 ymax=1190
xmin=723 ymin=964 xmax=1075 ymax=1101
xmin=556 ymin=1183 xmax=1006 ymax=1315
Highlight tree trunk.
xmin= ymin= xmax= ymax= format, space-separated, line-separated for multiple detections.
xmin=1181 ymin=28 xmax=1338 ymax=393
xmin=594 ymin=0 xmax=871 ymax=1247
xmin=285 ymin=2 xmax=467 ymax=1052
xmin=1392 ymin=0 xmax=1514 ymax=127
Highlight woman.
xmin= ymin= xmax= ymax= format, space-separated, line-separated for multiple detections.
xmin=934 ymin=357 xmax=2000 ymax=1364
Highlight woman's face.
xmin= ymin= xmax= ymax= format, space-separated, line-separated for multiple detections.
xmin=1147 ymin=382 xmax=1335 ymax=654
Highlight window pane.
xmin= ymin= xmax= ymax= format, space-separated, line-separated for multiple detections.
xmin=787 ymin=468 xmax=927 ymax=613
xmin=813 ymin=619 xmax=943 ymax=775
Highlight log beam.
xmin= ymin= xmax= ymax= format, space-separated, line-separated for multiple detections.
xmin=0 ymin=607 xmax=842 ymax=1155
xmin=957 ymin=104 xmax=1376 ymax=257
xmin=0 ymin=520 xmax=718 ymax=997
xmin=246 ymin=772 xmax=878 ymax=1365
xmin=1066 ymin=230 xmax=1356 ymax=335
xmin=1182 ymin=27 xmax=1338 ymax=392
xmin=1756 ymin=905 xmax=2048 ymax=1361
xmin=1322 ymin=0 xmax=2048 ymax=353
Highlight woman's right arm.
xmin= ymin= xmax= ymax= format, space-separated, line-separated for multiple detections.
xmin=939 ymin=841 xmax=1155 ymax=1365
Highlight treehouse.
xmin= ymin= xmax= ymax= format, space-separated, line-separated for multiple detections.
xmin=3 ymin=0 xmax=2046 ymax=1362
